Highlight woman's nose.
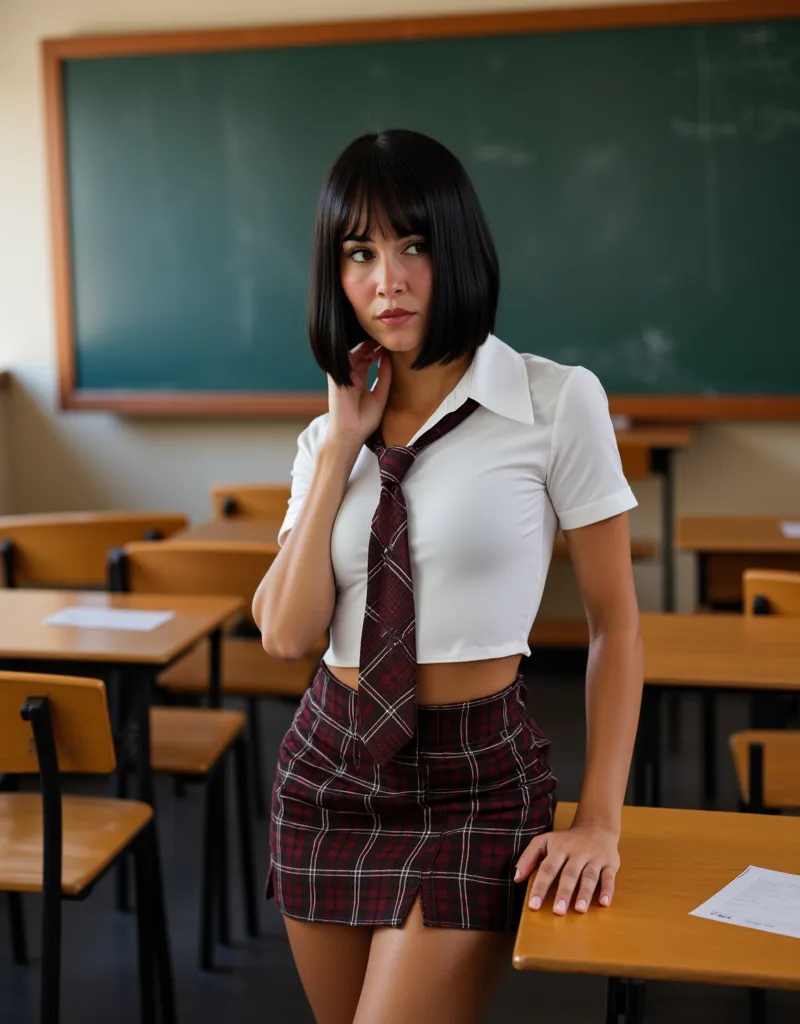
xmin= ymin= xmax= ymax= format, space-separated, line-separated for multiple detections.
xmin=375 ymin=254 xmax=406 ymax=297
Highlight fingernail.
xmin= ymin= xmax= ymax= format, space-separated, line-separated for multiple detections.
xmin=576 ymin=899 xmax=587 ymax=912
xmin=513 ymin=868 xmax=520 ymax=882
xmin=555 ymin=900 xmax=566 ymax=914
xmin=600 ymin=894 xmax=610 ymax=906
xmin=529 ymin=896 xmax=541 ymax=910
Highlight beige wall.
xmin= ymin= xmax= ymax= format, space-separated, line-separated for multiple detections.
xmin=1 ymin=0 xmax=797 ymax=615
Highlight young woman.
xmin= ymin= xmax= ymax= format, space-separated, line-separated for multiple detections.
xmin=253 ymin=129 xmax=643 ymax=1024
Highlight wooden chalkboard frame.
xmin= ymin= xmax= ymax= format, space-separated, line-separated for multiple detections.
xmin=43 ymin=0 xmax=800 ymax=420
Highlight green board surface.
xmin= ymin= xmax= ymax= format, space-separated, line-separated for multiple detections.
xmin=63 ymin=19 xmax=800 ymax=395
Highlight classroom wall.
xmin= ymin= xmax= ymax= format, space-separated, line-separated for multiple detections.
xmin=1 ymin=0 xmax=798 ymax=615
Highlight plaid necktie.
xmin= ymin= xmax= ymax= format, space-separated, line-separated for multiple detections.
xmin=357 ymin=397 xmax=480 ymax=764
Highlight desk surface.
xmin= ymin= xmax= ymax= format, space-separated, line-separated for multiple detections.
xmin=514 ymin=802 xmax=800 ymax=990
xmin=176 ymin=518 xmax=657 ymax=562
xmin=677 ymin=516 xmax=800 ymax=554
xmin=0 ymin=590 xmax=242 ymax=664
xmin=641 ymin=612 xmax=800 ymax=691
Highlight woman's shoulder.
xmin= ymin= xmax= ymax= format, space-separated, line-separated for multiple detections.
xmin=515 ymin=349 xmax=605 ymax=427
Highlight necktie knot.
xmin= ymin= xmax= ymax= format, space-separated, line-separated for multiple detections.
xmin=377 ymin=446 xmax=417 ymax=488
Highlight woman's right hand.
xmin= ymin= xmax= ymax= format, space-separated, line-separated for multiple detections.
xmin=326 ymin=339 xmax=392 ymax=448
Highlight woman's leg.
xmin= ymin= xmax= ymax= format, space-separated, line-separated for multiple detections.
xmin=353 ymin=898 xmax=513 ymax=1024
xmin=284 ymin=916 xmax=374 ymax=1024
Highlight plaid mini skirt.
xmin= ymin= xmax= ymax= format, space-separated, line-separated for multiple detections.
xmin=265 ymin=659 xmax=557 ymax=932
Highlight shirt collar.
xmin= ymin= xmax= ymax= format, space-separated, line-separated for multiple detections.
xmin=453 ymin=333 xmax=535 ymax=426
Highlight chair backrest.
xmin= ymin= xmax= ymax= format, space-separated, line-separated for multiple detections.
xmin=115 ymin=540 xmax=278 ymax=627
xmin=210 ymin=484 xmax=290 ymax=521
xmin=0 ymin=511 xmax=189 ymax=588
xmin=743 ymin=569 xmax=800 ymax=616
xmin=0 ymin=671 xmax=115 ymax=774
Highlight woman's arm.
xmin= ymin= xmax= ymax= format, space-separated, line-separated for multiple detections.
xmin=253 ymin=438 xmax=360 ymax=660
xmin=254 ymin=339 xmax=391 ymax=660
xmin=567 ymin=511 xmax=643 ymax=834
xmin=515 ymin=510 xmax=642 ymax=914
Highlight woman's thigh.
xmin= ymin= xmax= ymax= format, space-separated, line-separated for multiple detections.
xmin=284 ymin=916 xmax=374 ymax=1024
xmin=353 ymin=898 xmax=514 ymax=1024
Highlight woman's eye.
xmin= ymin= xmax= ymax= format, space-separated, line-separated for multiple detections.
xmin=347 ymin=248 xmax=372 ymax=263
xmin=405 ymin=240 xmax=427 ymax=255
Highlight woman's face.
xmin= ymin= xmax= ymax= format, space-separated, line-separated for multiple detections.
xmin=340 ymin=222 xmax=433 ymax=356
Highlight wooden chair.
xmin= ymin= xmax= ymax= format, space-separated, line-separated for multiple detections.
xmin=0 ymin=510 xmax=188 ymax=588
xmin=744 ymin=568 xmax=800 ymax=617
xmin=729 ymin=730 xmax=800 ymax=813
xmin=210 ymin=483 xmax=290 ymax=521
xmin=108 ymin=540 xmax=324 ymax=817
xmin=729 ymin=569 xmax=800 ymax=814
xmin=0 ymin=671 xmax=175 ymax=1024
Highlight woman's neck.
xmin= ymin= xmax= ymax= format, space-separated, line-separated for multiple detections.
xmin=385 ymin=349 xmax=473 ymax=417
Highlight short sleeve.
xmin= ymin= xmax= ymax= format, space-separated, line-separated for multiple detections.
xmin=277 ymin=414 xmax=328 ymax=547
xmin=546 ymin=366 xmax=638 ymax=531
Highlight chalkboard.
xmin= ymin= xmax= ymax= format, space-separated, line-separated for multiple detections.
xmin=44 ymin=3 xmax=800 ymax=419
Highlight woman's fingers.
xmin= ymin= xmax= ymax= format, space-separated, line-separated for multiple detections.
xmin=513 ymin=834 xmax=547 ymax=883
xmin=598 ymin=865 xmax=617 ymax=907
xmin=572 ymin=862 xmax=603 ymax=913
xmin=527 ymin=847 xmax=568 ymax=910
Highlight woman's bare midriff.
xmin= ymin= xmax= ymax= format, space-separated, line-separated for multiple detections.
xmin=322 ymin=654 xmax=523 ymax=705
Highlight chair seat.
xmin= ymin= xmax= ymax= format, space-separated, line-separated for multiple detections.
xmin=158 ymin=636 xmax=320 ymax=698
xmin=0 ymin=793 xmax=152 ymax=896
xmin=150 ymin=707 xmax=246 ymax=775
xmin=729 ymin=729 xmax=800 ymax=810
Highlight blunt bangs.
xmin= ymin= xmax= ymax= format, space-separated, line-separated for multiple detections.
xmin=308 ymin=130 xmax=500 ymax=387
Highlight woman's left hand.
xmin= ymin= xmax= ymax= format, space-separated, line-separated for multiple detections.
xmin=514 ymin=822 xmax=620 ymax=915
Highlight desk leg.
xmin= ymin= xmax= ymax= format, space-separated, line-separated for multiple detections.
xmin=748 ymin=988 xmax=766 ymax=1024
xmin=606 ymin=977 xmax=646 ymax=1023
xmin=701 ymin=693 xmax=717 ymax=808
xmin=633 ymin=688 xmax=661 ymax=807
xmin=130 ymin=666 xmax=156 ymax=807
xmin=208 ymin=628 xmax=222 ymax=708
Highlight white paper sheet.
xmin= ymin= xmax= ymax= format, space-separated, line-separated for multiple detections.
xmin=690 ymin=865 xmax=800 ymax=940
xmin=43 ymin=607 xmax=175 ymax=632
xmin=779 ymin=520 xmax=800 ymax=539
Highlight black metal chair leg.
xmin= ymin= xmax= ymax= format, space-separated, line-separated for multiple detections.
xmin=133 ymin=833 xmax=157 ymax=1023
xmin=199 ymin=773 xmax=218 ymax=970
xmin=147 ymin=824 xmax=176 ymax=1024
xmin=247 ymin=698 xmax=267 ymax=818
xmin=234 ymin=737 xmax=258 ymax=938
xmin=8 ymin=892 xmax=28 ymax=965
xmin=216 ymin=759 xmax=230 ymax=948
xmin=40 ymin=875 xmax=62 ymax=1024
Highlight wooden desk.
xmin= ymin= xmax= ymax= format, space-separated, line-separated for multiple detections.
xmin=677 ymin=515 xmax=800 ymax=609
xmin=0 ymin=589 xmax=242 ymax=804
xmin=514 ymin=802 xmax=800 ymax=1022
xmin=636 ymin=612 xmax=800 ymax=807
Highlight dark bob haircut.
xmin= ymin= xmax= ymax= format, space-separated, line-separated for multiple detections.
xmin=308 ymin=129 xmax=500 ymax=387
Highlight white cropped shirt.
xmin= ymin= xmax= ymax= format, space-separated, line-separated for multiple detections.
xmin=278 ymin=333 xmax=637 ymax=668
